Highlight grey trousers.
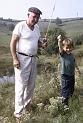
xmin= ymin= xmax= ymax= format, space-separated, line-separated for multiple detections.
xmin=14 ymin=54 xmax=37 ymax=118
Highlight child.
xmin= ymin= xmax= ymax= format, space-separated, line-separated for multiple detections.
xmin=57 ymin=35 xmax=81 ymax=110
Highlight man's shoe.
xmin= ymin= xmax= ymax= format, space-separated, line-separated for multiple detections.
xmin=14 ymin=113 xmax=21 ymax=123
xmin=16 ymin=117 xmax=21 ymax=123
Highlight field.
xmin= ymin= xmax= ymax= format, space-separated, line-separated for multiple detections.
xmin=61 ymin=20 xmax=83 ymax=37
xmin=0 ymin=25 xmax=12 ymax=75
xmin=0 ymin=19 xmax=83 ymax=123
xmin=39 ymin=19 xmax=83 ymax=37
xmin=0 ymin=62 xmax=83 ymax=123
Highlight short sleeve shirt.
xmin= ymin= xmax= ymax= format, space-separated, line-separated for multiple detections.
xmin=13 ymin=21 xmax=40 ymax=55
xmin=60 ymin=51 xmax=75 ymax=76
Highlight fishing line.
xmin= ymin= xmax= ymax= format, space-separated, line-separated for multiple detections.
xmin=45 ymin=0 xmax=56 ymax=38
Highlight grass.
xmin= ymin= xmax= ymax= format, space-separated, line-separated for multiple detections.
xmin=0 ymin=83 xmax=15 ymax=122
xmin=0 ymin=25 xmax=13 ymax=75
xmin=39 ymin=19 xmax=83 ymax=37
xmin=61 ymin=20 xmax=83 ymax=37
xmin=0 ymin=70 xmax=83 ymax=123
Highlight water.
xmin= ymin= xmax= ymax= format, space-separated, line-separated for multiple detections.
xmin=0 ymin=75 xmax=15 ymax=84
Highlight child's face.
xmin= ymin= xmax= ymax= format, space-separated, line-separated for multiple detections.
xmin=63 ymin=45 xmax=73 ymax=54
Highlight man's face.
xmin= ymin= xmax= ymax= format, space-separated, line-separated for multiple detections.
xmin=28 ymin=12 xmax=40 ymax=26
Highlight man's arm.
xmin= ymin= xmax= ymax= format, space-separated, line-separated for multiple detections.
xmin=10 ymin=34 xmax=20 ymax=69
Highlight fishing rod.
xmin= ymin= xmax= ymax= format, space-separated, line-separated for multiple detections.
xmin=45 ymin=0 xmax=56 ymax=39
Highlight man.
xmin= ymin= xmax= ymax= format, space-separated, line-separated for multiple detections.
xmin=10 ymin=7 xmax=47 ymax=121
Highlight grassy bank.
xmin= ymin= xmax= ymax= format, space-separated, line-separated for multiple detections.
xmin=0 ymin=70 xmax=83 ymax=123
xmin=0 ymin=26 xmax=13 ymax=75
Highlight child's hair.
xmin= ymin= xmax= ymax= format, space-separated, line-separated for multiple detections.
xmin=62 ymin=38 xmax=74 ymax=48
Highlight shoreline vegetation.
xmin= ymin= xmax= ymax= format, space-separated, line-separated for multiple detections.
xmin=0 ymin=68 xmax=83 ymax=123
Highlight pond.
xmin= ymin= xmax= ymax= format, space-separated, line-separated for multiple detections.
xmin=0 ymin=75 xmax=15 ymax=84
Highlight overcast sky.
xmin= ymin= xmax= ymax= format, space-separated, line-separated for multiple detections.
xmin=0 ymin=0 xmax=83 ymax=20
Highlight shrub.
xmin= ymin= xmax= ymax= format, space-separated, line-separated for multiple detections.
xmin=73 ymin=34 xmax=83 ymax=45
xmin=8 ymin=23 xmax=15 ymax=31
xmin=55 ymin=17 xmax=62 ymax=25
xmin=44 ymin=27 xmax=66 ymax=55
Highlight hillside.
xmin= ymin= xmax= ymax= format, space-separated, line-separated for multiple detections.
xmin=0 ymin=17 xmax=83 ymax=37
xmin=38 ymin=19 xmax=83 ymax=37
xmin=0 ymin=17 xmax=83 ymax=75
xmin=61 ymin=19 xmax=83 ymax=37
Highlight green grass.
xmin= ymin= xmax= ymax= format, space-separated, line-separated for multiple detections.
xmin=0 ymin=83 xmax=15 ymax=123
xmin=0 ymin=71 xmax=83 ymax=123
xmin=61 ymin=20 xmax=83 ymax=37
xmin=39 ymin=19 xmax=83 ymax=37
xmin=0 ymin=25 xmax=13 ymax=75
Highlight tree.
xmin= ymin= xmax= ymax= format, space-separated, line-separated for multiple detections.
xmin=55 ymin=17 xmax=62 ymax=25
xmin=40 ymin=27 xmax=66 ymax=55
xmin=8 ymin=23 xmax=15 ymax=31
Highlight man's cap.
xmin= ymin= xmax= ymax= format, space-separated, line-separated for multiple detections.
xmin=28 ymin=7 xmax=42 ymax=15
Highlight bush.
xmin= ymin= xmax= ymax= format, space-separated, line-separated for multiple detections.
xmin=8 ymin=23 xmax=15 ymax=31
xmin=73 ymin=34 xmax=83 ymax=45
xmin=43 ymin=27 xmax=66 ymax=55
xmin=55 ymin=17 xmax=62 ymax=25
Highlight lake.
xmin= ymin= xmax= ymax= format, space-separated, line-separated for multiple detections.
xmin=0 ymin=75 xmax=15 ymax=84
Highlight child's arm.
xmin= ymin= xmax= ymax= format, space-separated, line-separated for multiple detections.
xmin=57 ymin=35 xmax=63 ymax=53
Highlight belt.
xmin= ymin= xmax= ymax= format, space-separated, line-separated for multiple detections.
xmin=17 ymin=52 xmax=39 ymax=58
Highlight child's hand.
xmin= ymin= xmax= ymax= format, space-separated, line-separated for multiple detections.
xmin=57 ymin=35 xmax=62 ymax=41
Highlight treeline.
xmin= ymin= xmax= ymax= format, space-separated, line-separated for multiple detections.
xmin=1 ymin=16 xmax=83 ymax=30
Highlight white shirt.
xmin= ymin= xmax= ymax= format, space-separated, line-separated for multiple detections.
xmin=13 ymin=21 xmax=40 ymax=55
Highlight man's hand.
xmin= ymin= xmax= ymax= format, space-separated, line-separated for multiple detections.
xmin=38 ymin=38 xmax=48 ymax=48
xmin=42 ymin=38 xmax=48 ymax=48
xmin=13 ymin=58 xmax=20 ymax=69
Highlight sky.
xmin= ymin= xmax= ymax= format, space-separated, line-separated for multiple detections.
xmin=0 ymin=0 xmax=83 ymax=20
